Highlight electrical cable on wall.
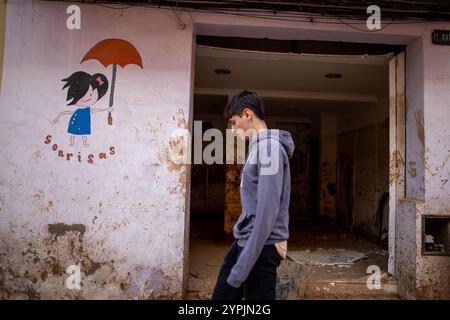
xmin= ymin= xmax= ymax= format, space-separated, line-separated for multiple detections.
xmin=41 ymin=0 xmax=450 ymax=33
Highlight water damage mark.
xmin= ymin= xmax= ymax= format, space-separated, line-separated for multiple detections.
xmin=172 ymin=108 xmax=187 ymax=129
xmin=389 ymin=150 xmax=405 ymax=186
xmin=47 ymin=223 xmax=86 ymax=240
xmin=1 ymin=222 xmax=182 ymax=299
xmin=157 ymin=109 xmax=189 ymax=173
xmin=157 ymin=109 xmax=189 ymax=196
xmin=40 ymin=201 xmax=54 ymax=214
xmin=415 ymin=109 xmax=424 ymax=145
xmin=424 ymin=147 xmax=450 ymax=177
xmin=33 ymin=190 xmax=45 ymax=200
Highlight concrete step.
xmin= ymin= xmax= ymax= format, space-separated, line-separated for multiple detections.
xmin=186 ymin=260 xmax=400 ymax=300
xmin=304 ymin=281 xmax=399 ymax=299
xmin=276 ymin=259 xmax=400 ymax=300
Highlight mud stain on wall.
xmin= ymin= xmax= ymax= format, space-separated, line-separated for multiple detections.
xmin=47 ymin=223 xmax=86 ymax=240
xmin=415 ymin=109 xmax=424 ymax=145
xmin=389 ymin=150 xmax=405 ymax=186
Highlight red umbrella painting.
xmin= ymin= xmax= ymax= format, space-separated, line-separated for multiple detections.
xmin=81 ymin=38 xmax=143 ymax=125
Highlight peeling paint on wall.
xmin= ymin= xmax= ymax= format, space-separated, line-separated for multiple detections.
xmin=0 ymin=224 xmax=183 ymax=299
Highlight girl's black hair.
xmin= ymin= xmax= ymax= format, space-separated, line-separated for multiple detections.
xmin=224 ymin=90 xmax=265 ymax=120
xmin=62 ymin=71 xmax=109 ymax=106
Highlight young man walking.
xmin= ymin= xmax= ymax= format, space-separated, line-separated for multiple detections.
xmin=212 ymin=90 xmax=294 ymax=300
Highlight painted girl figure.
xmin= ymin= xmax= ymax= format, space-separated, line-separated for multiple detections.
xmin=53 ymin=71 xmax=113 ymax=147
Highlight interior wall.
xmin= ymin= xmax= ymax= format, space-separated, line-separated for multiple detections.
xmin=337 ymin=119 xmax=390 ymax=241
xmin=268 ymin=118 xmax=313 ymax=223
xmin=336 ymin=97 xmax=390 ymax=242
xmin=190 ymin=111 xmax=227 ymax=219
xmin=319 ymin=113 xmax=337 ymax=221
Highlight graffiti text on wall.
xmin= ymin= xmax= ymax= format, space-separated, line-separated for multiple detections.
xmin=44 ymin=135 xmax=115 ymax=164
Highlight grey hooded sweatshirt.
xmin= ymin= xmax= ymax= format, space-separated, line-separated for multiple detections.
xmin=227 ymin=129 xmax=295 ymax=288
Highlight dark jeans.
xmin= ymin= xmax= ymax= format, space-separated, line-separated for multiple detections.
xmin=211 ymin=240 xmax=283 ymax=300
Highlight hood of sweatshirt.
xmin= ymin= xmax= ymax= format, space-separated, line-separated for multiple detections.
xmin=249 ymin=129 xmax=295 ymax=159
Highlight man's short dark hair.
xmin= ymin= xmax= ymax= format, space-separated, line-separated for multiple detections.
xmin=224 ymin=90 xmax=265 ymax=120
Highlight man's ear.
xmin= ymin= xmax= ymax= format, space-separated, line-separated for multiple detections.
xmin=243 ymin=108 xmax=252 ymax=119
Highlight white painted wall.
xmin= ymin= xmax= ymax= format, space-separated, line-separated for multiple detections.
xmin=0 ymin=0 xmax=193 ymax=299
xmin=416 ymin=25 xmax=450 ymax=299
xmin=422 ymin=26 xmax=450 ymax=205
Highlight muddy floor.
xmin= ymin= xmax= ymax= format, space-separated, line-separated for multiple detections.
xmin=186 ymin=219 xmax=399 ymax=300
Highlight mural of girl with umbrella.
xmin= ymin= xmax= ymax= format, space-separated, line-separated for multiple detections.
xmin=53 ymin=71 xmax=113 ymax=147
xmin=52 ymin=38 xmax=142 ymax=150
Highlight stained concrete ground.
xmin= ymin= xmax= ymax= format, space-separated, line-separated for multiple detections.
xmin=186 ymin=219 xmax=399 ymax=300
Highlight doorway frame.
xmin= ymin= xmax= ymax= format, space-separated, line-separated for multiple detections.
xmin=183 ymin=22 xmax=418 ymax=296
xmin=388 ymin=52 xmax=406 ymax=275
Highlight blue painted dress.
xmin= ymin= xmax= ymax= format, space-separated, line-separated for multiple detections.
xmin=67 ymin=107 xmax=91 ymax=135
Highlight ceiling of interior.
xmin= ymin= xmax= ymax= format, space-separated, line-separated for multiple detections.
xmin=194 ymin=45 xmax=390 ymax=117
xmin=195 ymin=46 xmax=390 ymax=95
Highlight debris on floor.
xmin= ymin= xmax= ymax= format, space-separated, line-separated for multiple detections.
xmin=287 ymin=248 xmax=368 ymax=266
xmin=187 ymin=221 xmax=398 ymax=299
xmin=276 ymin=259 xmax=309 ymax=300
xmin=186 ymin=276 xmax=215 ymax=300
